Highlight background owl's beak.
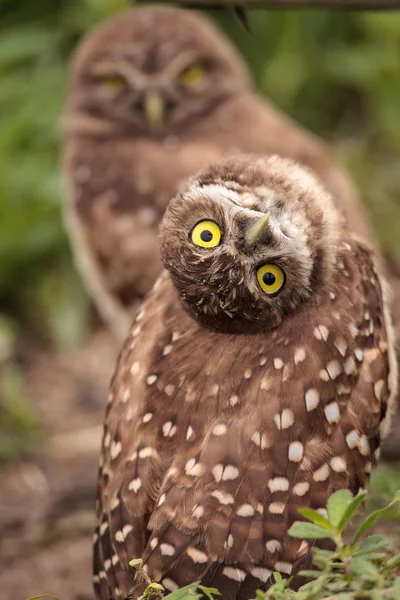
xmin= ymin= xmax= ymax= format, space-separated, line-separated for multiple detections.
xmin=144 ymin=92 xmax=164 ymax=130
xmin=245 ymin=212 xmax=271 ymax=245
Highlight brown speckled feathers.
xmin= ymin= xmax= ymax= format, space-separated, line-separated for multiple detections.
xmin=94 ymin=156 xmax=397 ymax=599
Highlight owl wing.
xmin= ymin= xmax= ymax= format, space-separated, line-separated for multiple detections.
xmin=136 ymin=241 xmax=395 ymax=598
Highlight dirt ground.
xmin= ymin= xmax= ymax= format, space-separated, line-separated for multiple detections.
xmin=0 ymin=326 xmax=399 ymax=600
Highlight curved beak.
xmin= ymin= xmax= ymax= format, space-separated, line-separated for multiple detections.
xmin=245 ymin=212 xmax=271 ymax=246
xmin=144 ymin=92 xmax=164 ymax=131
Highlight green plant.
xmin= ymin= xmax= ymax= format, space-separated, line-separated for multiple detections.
xmin=256 ymin=489 xmax=400 ymax=600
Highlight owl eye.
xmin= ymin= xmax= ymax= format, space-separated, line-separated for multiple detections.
xmin=177 ymin=63 xmax=207 ymax=86
xmin=257 ymin=264 xmax=285 ymax=295
xmin=191 ymin=220 xmax=222 ymax=249
xmin=98 ymin=74 xmax=128 ymax=91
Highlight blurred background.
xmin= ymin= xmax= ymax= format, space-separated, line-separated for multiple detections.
xmin=0 ymin=2 xmax=400 ymax=599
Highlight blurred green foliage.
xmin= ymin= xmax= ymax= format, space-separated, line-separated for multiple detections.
xmin=0 ymin=1 xmax=399 ymax=348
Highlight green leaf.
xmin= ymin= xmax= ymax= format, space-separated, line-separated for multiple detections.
xmin=353 ymin=495 xmax=400 ymax=543
xmin=356 ymin=534 xmax=388 ymax=554
xmin=384 ymin=553 xmax=400 ymax=573
xmin=298 ymin=570 xmax=323 ymax=579
xmin=165 ymin=583 xmax=219 ymax=600
xmin=327 ymin=489 xmax=353 ymax=527
xmin=288 ymin=522 xmax=333 ymax=539
xmin=336 ymin=490 xmax=367 ymax=532
xmin=27 ymin=596 xmax=60 ymax=600
xmin=298 ymin=508 xmax=334 ymax=530
xmin=394 ymin=577 xmax=400 ymax=600
xmin=198 ymin=586 xmax=221 ymax=599
xmin=350 ymin=557 xmax=379 ymax=580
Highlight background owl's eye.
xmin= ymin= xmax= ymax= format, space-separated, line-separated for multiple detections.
xmin=257 ymin=264 xmax=285 ymax=295
xmin=177 ymin=63 xmax=207 ymax=86
xmin=191 ymin=220 xmax=221 ymax=248
xmin=97 ymin=74 xmax=128 ymax=91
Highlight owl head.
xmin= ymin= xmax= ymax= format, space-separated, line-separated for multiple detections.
xmin=160 ymin=155 xmax=344 ymax=334
xmin=66 ymin=7 xmax=251 ymax=136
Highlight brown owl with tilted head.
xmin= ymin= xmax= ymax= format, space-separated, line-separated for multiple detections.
xmin=94 ymin=155 xmax=397 ymax=600
xmin=62 ymin=6 xmax=373 ymax=340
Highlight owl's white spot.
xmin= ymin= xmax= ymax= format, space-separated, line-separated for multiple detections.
xmin=349 ymin=323 xmax=359 ymax=339
xmin=224 ymin=534 xmax=234 ymax=550
xmin=163 ymin=384 xmax=175 ymax=397
xmin=344 ymin=356 xmax=357 ymax=375
xmin=222 ymin=465 xmax=240 ymax=480
xmin=130 ymin=360 xmax=140 ymax=376
xmin=222 ymin=567 xmax=246 ymax=582
xmin=185 ymin=458 xmax=203 ymax=477
xmin=334 ymin=338 xmax=348 ymax=357
xmin=244 ymin=368 xmax=252 ymax=379
xmin=320 ymin=369 xmax=329 ymax=382
xmin=313 ymin=464 xmax=330 ymax=482
xmin=338 ymin=383 xmax=351 ymax=395
xmin=163 ymin=344 xmax=173 ymax=356
xmin=139 ymin=447 xmax=157 ymax=459
xmin=305 ymin=389 xmax=320 ymax=411
xmin=327 ymin=360 xmax=342 ymax=380
xmin=211 ymin=490 xmax=234 ymax=505
xmin=317 ymin=508 xmax=329 ymax=520
xmin=230 ymin=394 xmax=239 ymax=407
xmin=358 ymin=435 xmax=370 ymax=456
xmin=142 ymin=413 xmax=153 ymax=423
xmin=186 ymin=547 xmax=208 ymax=563
xmin=115 ymin=530 xmax=124 ymax=543
xmin=111 ymin=441 xmax=122 ymax=460
xmin=158 ymin=493 xmax=166 ymax=507
xmin=210 ymin=383 xmax=219 ymax=395
xmin=100 ymin=521 xmax=109 ymax=535
xmin=293 ymin=481 xmax=310 ymax=496
xmin=128 ymin=477 xmax=142 ymax=493
xmin=354 ymin=348 xmax=363 ymax=362
xmin=251 ymin=567 xmax=272 ymax=583
xmin=330 ymin=292 xmax=336 ymax=301
xmin=132 ymin=326 xmax=141 ymax=337
xmin=364 ymin=461 xmax=372 ymax=474
xmin=122 ymin=389 xmax=130 ymax=404
xmin=331 ymin=457 xmax=347 ymax=472
xmin=98 ymin=571 xmax=106 ymax=580
xmin=374 ymin=379 xmax=385 ymax=401
xmin=192 ymin=505 xmax=204 ymax=519
xmin=136 ymin=310 xmax=144 ymax=322
xmin=275 ymin=562 xmax=292 ymax=575
xmin=269 ymin=502 xmax=285 ymax=514
xmin=112 ymin=554 xmax=119 ymax=567
xmin=257 ymin=503 xmax=264 ymax=514
xmin=147 ymin=374 xmax=158 ymax=385
xmin=324 ymin=402 xmax=340 ymax=424
xmin=294 ymin=346 xmax=306 ymax=364
xmin=104 ymin=432 xmax=111 ymax=448
xmin=162 ymin=579 xmax=179 ymax=592
xmin=104 ymin=559 xmax=111 ymax=571
xmin=274 ymin=409 xmax=294 ymax=430
xmin=160 ymin=543 xmax=175 ymax=556
xmin=259 ymin=356 xmax=267 ymax=366
xmin=186 ymin=426 xmax=194 ymax=441
xmin=212 ymin=464 xmax=224 ymax=482
xmin=93 ymin=575 xmax=99 ymax=584
xmin=93 ymin=532 xmax=98 ymax=544
xmin=251 ymin=431 xmax=270 ymax=449
xmin=274 ymin=358 xmax=284 ymax=370
xmin=375 ymin=447 xmax=381 ymax=461
xmin=289 ymin=441 xmax=304 ymax=462
xmin=172 ymin=331 xmax=182 ymax=342
xmin=162 ymin=421 xmax=177 ymax=437
xmin=268 ymin=477 xmax=289 ymax=493
xmin=212 ymin=423 xmax=227 ymax=436
xmin=297 ymin=540 xmax=309 ymax=557
xmin=346 ymin=430 xmax=360 ymax=449
xmin=235 ymin=504 xmax=254 ymax=518
xmin=266 ymin=539 xmax=281 ymax=553
xmin=122 ymin=524 xmax=132 ymax=538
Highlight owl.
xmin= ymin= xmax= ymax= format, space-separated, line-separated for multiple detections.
xmin=94 ymin=155 xmax=397 ymax=600
xmin=62 ymin=6 xmax=373 ymax=340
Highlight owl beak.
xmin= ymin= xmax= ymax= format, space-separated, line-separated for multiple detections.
xmin=144 ymin=92 xmax=164 ymax=130
xmin=245 ymin=212 xmax=271 ymax=246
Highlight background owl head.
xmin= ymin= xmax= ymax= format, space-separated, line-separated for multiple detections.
xmin=66 ymin=7 xmax=251 ymax=136
xmin=160 ymin=154 xmax=344 ymax=334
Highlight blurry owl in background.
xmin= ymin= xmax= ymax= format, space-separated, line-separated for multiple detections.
xmin=62 ymin=6 xmax=375 ymax=341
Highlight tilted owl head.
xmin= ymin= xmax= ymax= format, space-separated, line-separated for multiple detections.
xmin=67 ymin=7 xmax=250 ymax=135
xmin=160 ymin=155 xmax=344 ymax=334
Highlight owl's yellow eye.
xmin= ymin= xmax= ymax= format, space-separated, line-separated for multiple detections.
xmin=257 ymin=264 xmax=285 ymax=295
xmin=99 ymin=74 xmax=128 ymax=91
xmin=177 ymin=63 xmax=206 ymax=86
xmin=191 ymin=220 xmax=222 ymax=249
